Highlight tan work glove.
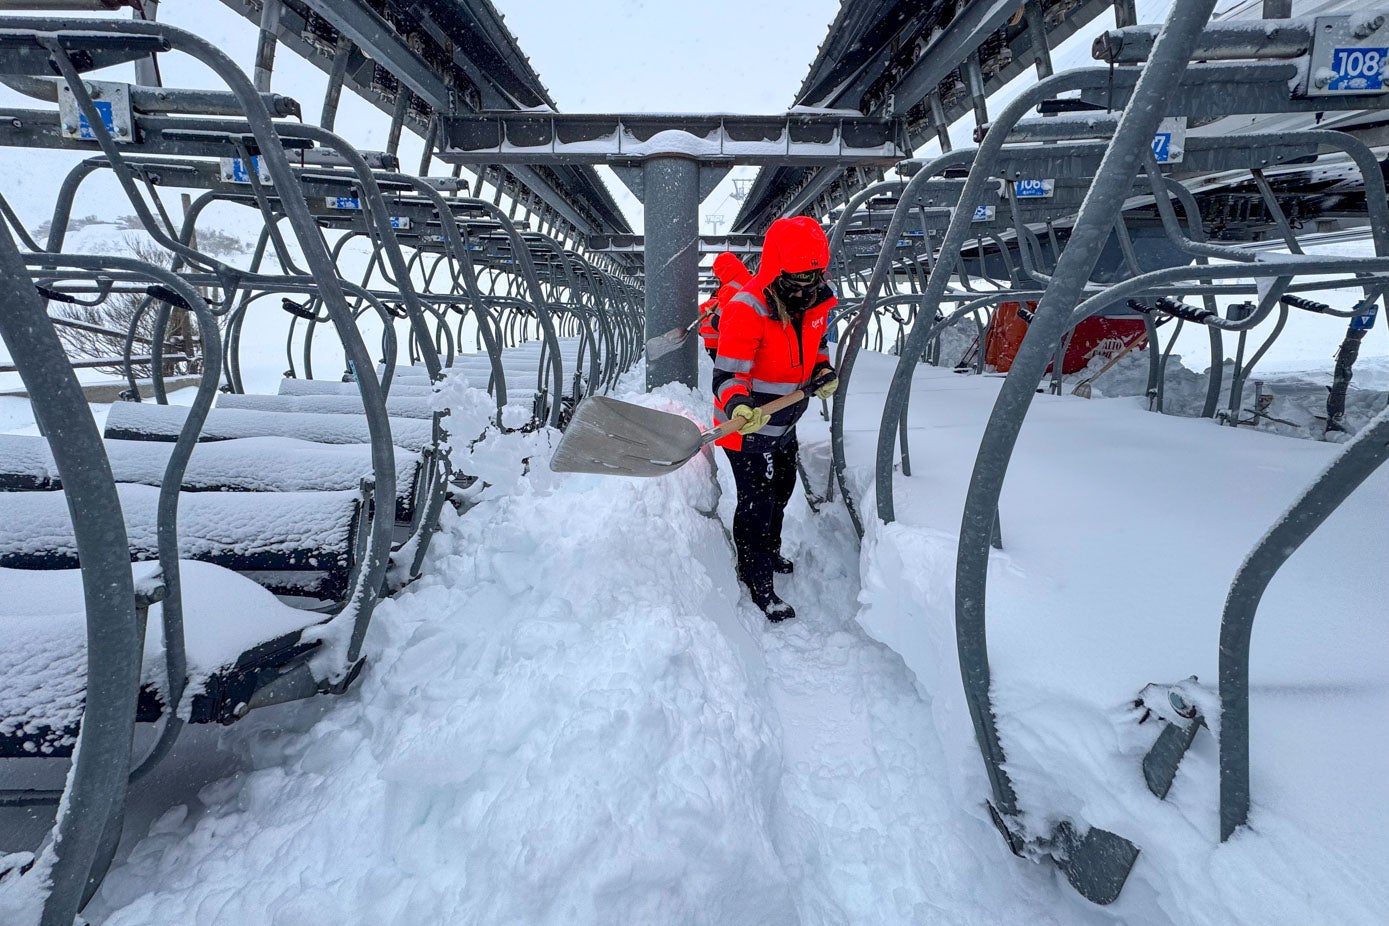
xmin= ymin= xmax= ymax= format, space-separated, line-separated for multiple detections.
xmin=728 ymin=404 xmax=770 ymax=435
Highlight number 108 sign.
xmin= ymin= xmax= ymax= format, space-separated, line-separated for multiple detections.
xmin=1329 ymin=46 xmax=1386 ymax=91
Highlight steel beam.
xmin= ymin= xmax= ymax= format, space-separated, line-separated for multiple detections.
xmin=440 ymin=112 xmax=907 ymax=167
xmin=299 ymin=0 xmax=452 ymax=112
xmin=587 ymin=233 xmax=763 ymax=254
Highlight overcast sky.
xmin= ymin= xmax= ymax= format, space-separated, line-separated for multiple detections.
xmin=491 ymin=0 xmax=845 ymax=229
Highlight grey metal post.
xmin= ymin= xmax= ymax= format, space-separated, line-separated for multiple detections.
xmin=386 ymin=90 xmax=410 ymax=158
xmin=0 ymin=226 xmax=140 ymax=926
xmin=419 ymin=115 xmax=437 ymax=176
xmin=643 ymin=154 xmax=700 ymax=389
xmin=954 ymin=0 xmax=1218 ymax=821
xmin=1023 ymin=0 xmax=1053 ymax=79
xmin=253 ymin=0 xmax=282 ymax=93
xmin=929 ymin=93 xmax=952 ymax=152
xmin=319 ymin=37 xmax=350 ymax=131
xmin=132 ymin=0 xmax=160 ymax=86
xmin=1220 ymin=407 xmax=1389 ymax=839
xmin=965 ymin=52 xmax=989 ymax=128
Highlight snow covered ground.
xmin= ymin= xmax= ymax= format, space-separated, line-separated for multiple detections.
xmin=0 ymin=346 xmax=1377 ymax=924
xmin=839 ymin=352 xmax=1389 ymax=925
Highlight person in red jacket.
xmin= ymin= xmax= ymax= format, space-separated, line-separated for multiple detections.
xmin=699 ymin=252 xmax=753 ymax=360
xmin=712 ymin=216 xmax=838 ymax=621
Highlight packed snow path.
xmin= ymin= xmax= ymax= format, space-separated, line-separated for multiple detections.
xmin=711 ymin=442 xmax=1077 ymax=924
xmin=27 ymin=361 xmax=1382 ymax=925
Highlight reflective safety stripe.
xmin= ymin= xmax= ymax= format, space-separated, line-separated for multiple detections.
xmin=718 ymin=386 xmax=748 ymax=407
xmin=750 ymin=378 xmax=799 ymax=395
xmin=730 ymin=290 xmax=771 ymax=318
xmin=714 ymin=355 xmax=753 ymax=373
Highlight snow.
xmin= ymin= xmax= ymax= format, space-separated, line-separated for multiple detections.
xmin=0 ymin=435 xmax=421 ymax=504
xmin=104 ymin=401 xmax=435 ymax=452
xmin=280 ymin=378 xmax=435 ymax=398
xmin=0 ymin=483 xmax=359 ymax=572
xmin=0 ymin=338 xmax=1379 ymax=924
xmin=3 ymin=1 xmax=1388 ymax=920
xmin=838 ymin=351 xmax=1389 ymax=925
xmin=385 ymin=338 xmax=586 ymax=383
xmin=217 ymin=392 xmax=438 ymax=420
xmin=0 ymin=560 xmax=323 ymax=754
xmin=69 ymin=384 xmax=801 ymax=925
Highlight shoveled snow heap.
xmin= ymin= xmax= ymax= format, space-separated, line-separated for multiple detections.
xmin=82 ymin=382 xmax=796 ymax=925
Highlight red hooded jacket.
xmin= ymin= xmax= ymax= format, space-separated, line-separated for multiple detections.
xmin=700 ymin=252 xmax=752 ymax=350
xmin=712 ymin=217 xmax=836 ymax=451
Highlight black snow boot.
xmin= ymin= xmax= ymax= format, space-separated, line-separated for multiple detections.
xmin=750 ymin=584 xmax=795 ymax=622
xmin=738 ymin=558 xmax=794 ymax=621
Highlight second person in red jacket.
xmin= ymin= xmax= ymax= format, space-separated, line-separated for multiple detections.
xmin=712 ymin=217 xmax=838 ymax=621
xmin=699 ymin=251 xmax=753 ymax=360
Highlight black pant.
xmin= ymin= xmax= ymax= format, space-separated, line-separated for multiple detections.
xmin=724 ymin=434 xmax=798 ymax=590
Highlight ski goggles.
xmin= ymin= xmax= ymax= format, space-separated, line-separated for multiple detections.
xmin=778 ymin=268 xmax=824 ymax=293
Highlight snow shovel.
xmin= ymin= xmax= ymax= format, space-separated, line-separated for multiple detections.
xmin=1071 ymin=331 xmax=1149 ymax=399
xmin=550 ymin=377 xmax=827 ymax=477
xmin=644 ymin=317 xmax=702 ymax=362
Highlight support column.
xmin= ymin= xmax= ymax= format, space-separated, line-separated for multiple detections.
xmin=643 ymin=154 xmax=700 ymax=390
xmin=253 ymin=0 xmax=282 ymax=93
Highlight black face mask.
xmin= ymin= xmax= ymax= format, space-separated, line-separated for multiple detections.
xmin=769 ymin=272 xmax=822 ymax=315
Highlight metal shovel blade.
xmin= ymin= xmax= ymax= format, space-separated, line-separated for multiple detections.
xmin=644 ymin=326 xmax=690 ymax=362
xmin=549 ymin=395 xmax=707 ymax=477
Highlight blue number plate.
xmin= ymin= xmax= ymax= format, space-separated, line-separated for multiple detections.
xmin=1329 ymin=46 xmax=1387 ymax=91
xmin=1013 ymin=179 xmax=1053 ymax=198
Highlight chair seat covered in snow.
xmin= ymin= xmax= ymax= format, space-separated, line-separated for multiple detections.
xmin=0 ymin=484 xmax=364 ymax=599
xmin=217 ymin=391 xmax=437 ymax=420
xmin=0 ymin=561 xmax=325 ymax=758
xmin=104 ymin=401 xmax=433 ymax=453
xmin=278 ymin=377 xmax=436 ymax=398
xmin=0 ymin=435 xmax=424 ymax=522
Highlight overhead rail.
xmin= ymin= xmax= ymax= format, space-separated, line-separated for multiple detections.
xmin=733 ymin=0 xmax=1121 ymax=234
xmin=215 ymin=0 xmax=638 ymax=271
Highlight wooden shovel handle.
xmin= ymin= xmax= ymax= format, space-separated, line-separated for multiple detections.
xmin=710 ymin=370 xmax=834 ymax=441
xmin=712 ymin=389 xmax=808 ymax=440
xmin=1076 ymin=330 xmax=1149 ymax=387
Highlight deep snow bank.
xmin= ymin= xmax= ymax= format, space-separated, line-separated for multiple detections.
xmin=842 ymin=351 xmax=1389 ymax=925
xmin=83 ymin=381 xmax=796 ymax=925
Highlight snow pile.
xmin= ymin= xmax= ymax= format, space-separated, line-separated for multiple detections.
xmin=104 ymin=401 xmax=435 ymax=452
xmin=841 ymin=351 xmax=1389 ymax=925
xmin=0 ymin=434 xmax=420 ymax=501
xmin=1063 ymin=347 xmax=1389 ymax=440
xmin=83 ymin=383 xmax=798 ymax=925
xmin=0 ymin=561 xmax=323 ymax=753
xmin=0 ymin=484 xmax=358 ymax=568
